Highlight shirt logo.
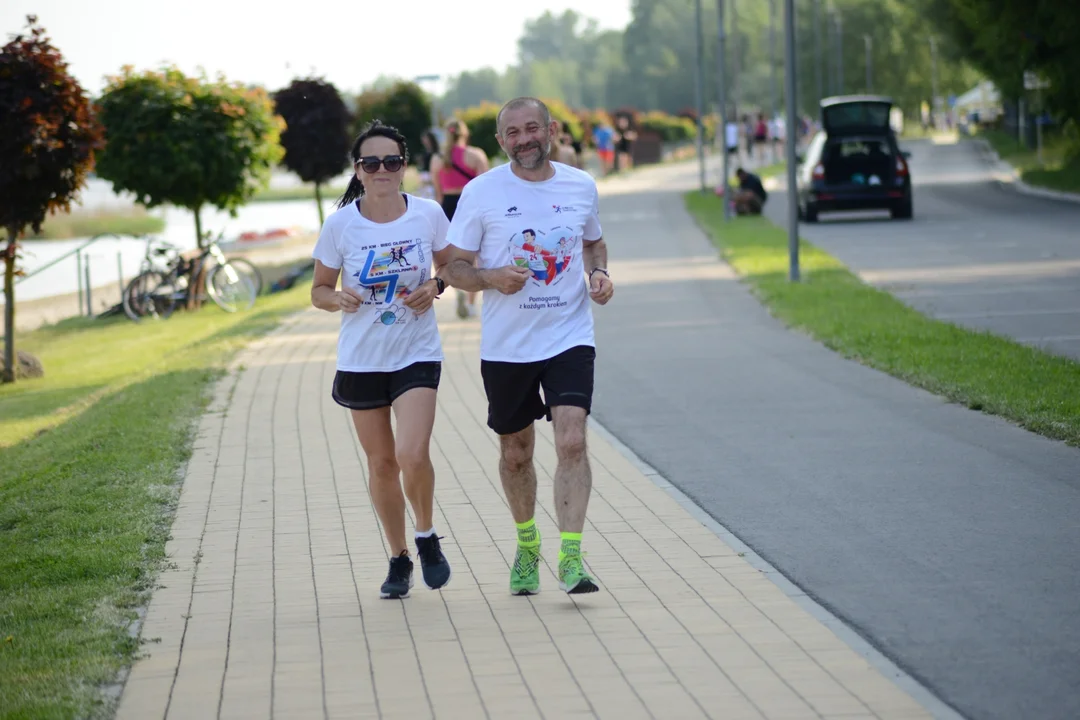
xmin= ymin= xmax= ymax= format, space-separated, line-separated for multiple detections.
xmin=552 ymin=205 xmax=578 ymax=213
xmin=505 ymin=205 xmax=521 ymax=218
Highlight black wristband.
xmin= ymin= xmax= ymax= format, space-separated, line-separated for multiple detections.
xmin=434 ymin=277 xmax=446 ymax=296
xmin=590 ymin=267 xmax=609 ymax=278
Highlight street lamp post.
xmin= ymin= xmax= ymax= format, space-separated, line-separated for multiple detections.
xmin=769 ymin=0 xmax=778 ymax=119
xmin=694 ymin=0 xmax=707 ymax=191
xmin=717 ymin=0 xmax=731 ymax=220
xmin=783 ymin=0 xmax=800 ymax=282
xmin=929 ymin=36 xmax=940 ymax=128
xmin=730 ymin=0 xmax=739 ymax=126
xmin=813 ymin=0 xmax=824 ymax=103
xmin=835 ymin=11 xmax=843 ymax=95
xmin=414 ymin=74 xmax=441 ymax=130
xmin=864 ymin=35 xmax=872 ymax=92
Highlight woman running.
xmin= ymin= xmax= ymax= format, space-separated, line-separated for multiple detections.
xmin=311 ymin=120 xmax=453 ymax=599
xmin=431 ymin=118 xmax=489 ymax=318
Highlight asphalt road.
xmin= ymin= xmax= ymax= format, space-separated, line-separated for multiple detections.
xmin=764 ymin=137 xmax=1080 ymax=360
xmin=589 ymin=162 xmax=1080 ymax=720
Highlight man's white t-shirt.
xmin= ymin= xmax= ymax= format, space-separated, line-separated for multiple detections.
xmin=445 ymin=162 xmax=603 ymax=363
xmin=312 ymin=195 xmax=448 ymax=372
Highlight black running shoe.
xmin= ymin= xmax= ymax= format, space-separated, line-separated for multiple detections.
xmin=380 ymin=552 xmax=414 ymax=599
xmin=415 ymin=534 xmax=452 ymax=590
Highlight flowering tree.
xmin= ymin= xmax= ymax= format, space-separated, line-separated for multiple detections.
xmin=0 ymin=16 xmax=104 ymax=383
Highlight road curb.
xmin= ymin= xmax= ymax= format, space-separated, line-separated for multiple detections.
xmin=972 ymin=138 xmax=1080 ymax=205
xmin=588 ymin=416 xmax=968 ymax=720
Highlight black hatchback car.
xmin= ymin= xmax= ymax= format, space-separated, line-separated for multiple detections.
xmin=796 ymin=95 xmax=913 ymax=222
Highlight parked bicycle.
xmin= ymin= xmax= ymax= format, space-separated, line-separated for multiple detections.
xmin=122 ymin=232 xmax=263 ymax=321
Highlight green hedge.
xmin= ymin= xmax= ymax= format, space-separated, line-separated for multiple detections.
xmin=453 ymin=102 xmax=704 ymax=155
xmin=639 ymin=111 xmax=696 ymax=143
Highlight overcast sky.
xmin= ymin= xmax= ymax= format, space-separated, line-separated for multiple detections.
xmin=2 ymin=0 xmax=631 ymax=97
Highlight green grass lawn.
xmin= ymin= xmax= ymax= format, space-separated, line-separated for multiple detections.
xmin=685 ymin=193 xmax=1080 ymax=447
xmin=26 ymin=207 xmax=165 ymax=240
xmin=980 ymin=127 xmax=1080 ymax=194
xmin=0 ymin=281 xmax=312 ymax=719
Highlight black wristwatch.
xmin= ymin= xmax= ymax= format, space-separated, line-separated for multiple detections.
xmin=590 ymin=267 xmax=610 ymax=279
xmin=434 ymin=277 xmax=446 ymax=296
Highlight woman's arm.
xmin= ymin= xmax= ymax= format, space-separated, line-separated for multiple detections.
xmin=311 ymin=261 xmax=362 ymax=312
xmin=430 ymin=155 xmax=444 ymax=204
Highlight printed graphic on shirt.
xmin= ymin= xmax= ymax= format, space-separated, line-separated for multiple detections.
xmin=509 ymin=226 xmax=578 ymax=289
xmin=349 ymin=238 xmax=428 ymax=326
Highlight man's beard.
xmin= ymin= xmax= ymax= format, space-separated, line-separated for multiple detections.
xmin=511 ymin=138 xmax=550 ymax=170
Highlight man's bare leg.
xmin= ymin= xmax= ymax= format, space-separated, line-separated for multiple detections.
xmin=500 ymin=425 xmax=542 ymax=595
xmin=499 ymin=425 xmax=537 ymax=522
xmin=551 ymin=406 xmax=591 ymax=533
xmin=551 ymin=405 xmax=598 ymax=593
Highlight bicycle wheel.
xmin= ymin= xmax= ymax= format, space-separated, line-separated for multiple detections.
xmin=223 ymin=257 xmax=264 ymax=296
xmin=123 ymin=271 xmax=178 ymax=321
xmin=207 ymin=262 xmax=257 ymax=312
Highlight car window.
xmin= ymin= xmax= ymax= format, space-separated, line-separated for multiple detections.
xmin=823 ymin=102 xmax=891 ymax=131
xmin=828 ymin=139 xmax=892 ymax=158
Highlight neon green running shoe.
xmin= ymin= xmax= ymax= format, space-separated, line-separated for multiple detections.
xmin=510 ymin=544 xmax=541 ymax=596
xmin=558 ymin=553 xmax=599 ymax=595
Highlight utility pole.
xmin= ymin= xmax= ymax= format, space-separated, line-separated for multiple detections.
xmin=814 ymin=0 xmax=823 ymax=103
xmin=864 ymin=35 xmax=872 ymax=92
xmin=929 ymin=36 xmax=940 ymax=128
xmin=835 ymin=11 xmax=843 ymax=95
xmin=783 ymin=0 xmax=800 ymax=281
xmin=717 ymin=0 xmax=731 ymax=220
xmin=769 ymin=0 xmax=778 ymax=118
xmin=694 ymin=0 xmax=707 ymax=191
xmin=730 ymin=0 xmax=740 ymax=127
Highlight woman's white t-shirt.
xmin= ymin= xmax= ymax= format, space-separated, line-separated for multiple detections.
xmin=312 ymin=195 xmax=449 ymax=372
xmin=444 ymin=162 xmax=603 ymax=363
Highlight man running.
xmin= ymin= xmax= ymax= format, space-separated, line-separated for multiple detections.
xmin=440 ymin=97 xmax=614 ymax=595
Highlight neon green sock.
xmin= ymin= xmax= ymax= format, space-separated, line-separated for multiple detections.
xmin=559 ymin=532 xmax=582 ymax=563
xmin=516 ymin=518 xmax=540 ymax=547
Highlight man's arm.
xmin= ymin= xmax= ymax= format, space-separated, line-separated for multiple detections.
xmin=583 ymin=237 xmax=613 ymax=305
xmin=438 ymin=245 xmax=490 ymax=292
xmin=438 ymin=245 xmax=530 ymax=294
xmin=582 ymin=237 xmax=608 ymax=273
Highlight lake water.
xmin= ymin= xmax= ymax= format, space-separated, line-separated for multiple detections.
xmin=8 ymin=174 xmax=345 ymax=302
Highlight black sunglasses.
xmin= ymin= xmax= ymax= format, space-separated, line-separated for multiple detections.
xmin=356 ymin=155 xmax=405 ymax=174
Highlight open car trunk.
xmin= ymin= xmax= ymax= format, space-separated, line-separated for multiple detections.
xmin=822 ymin=136 xmax=895 ymax=187
xmin=821 ymin=97 xmax=893 ymax=135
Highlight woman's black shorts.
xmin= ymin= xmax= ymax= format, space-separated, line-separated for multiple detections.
xmin=332 ymin=362 xmax=441 ymax=411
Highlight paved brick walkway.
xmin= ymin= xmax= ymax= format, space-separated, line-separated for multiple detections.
xmin=115 ymin=299 xmax=937 ymax=720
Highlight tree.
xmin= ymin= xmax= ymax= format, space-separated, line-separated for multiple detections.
xmin=457 ymin=103 xmax=502 ymax=160
xmin=273 ymin=78 xmax=352 ymax=225
xmin=917 ymin=0 xmax=1080 ymax=137
xmin=95 ymin=67 xmax=284 ymax=249
xmin=0 ymin=16 xmax=103 ymax=384
xmin=354 ymin=81 xmax=433 ymax=160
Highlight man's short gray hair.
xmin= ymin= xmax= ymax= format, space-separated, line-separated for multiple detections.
xmin=496 ymin=97 xmax=552 ymax=135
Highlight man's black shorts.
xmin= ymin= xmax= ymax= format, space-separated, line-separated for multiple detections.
xmin=332 ymin=362 xmax=441 ymax=411
xmin=480 ymin=345 xmax=595 ymax=436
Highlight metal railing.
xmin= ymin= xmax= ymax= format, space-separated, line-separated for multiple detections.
xmin=15 ymin=232 xmax=148 ymax=317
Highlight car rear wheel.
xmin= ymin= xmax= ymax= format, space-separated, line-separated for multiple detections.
xmin=891 ymin=198 xmax=913 ymax=220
